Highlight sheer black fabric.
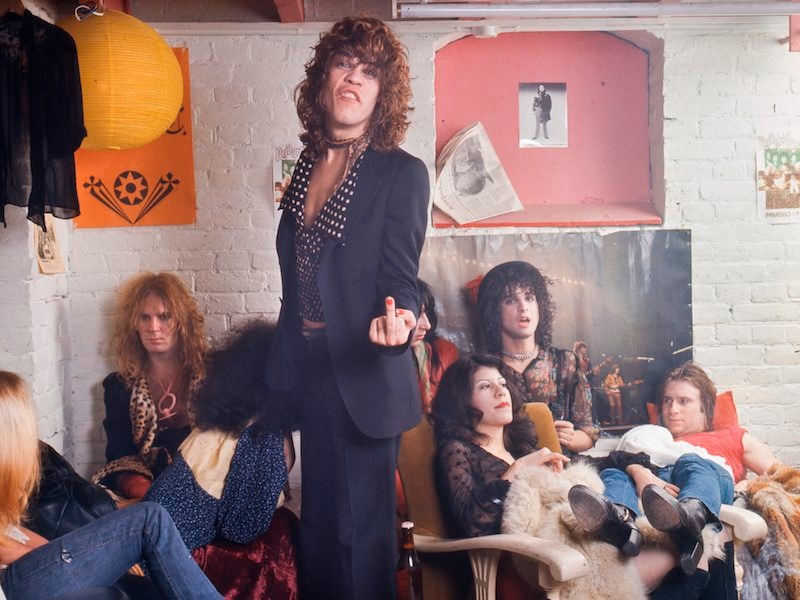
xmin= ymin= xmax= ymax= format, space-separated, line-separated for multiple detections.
xmin=435 ymin=438 xmax=515 ymax=538
xmin=0 ymin=10 xmax=85 ymax=228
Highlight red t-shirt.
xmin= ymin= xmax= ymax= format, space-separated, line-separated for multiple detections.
xmin=677 ymin=426 xmax=747 ymax=482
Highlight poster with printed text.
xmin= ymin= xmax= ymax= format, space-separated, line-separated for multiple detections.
xmin=273 ymin=140 xmax=303 ymax=215
xmin=757 ymin=136 xmax=800 ymax=224
xmin=74 ymin=48 xmax=195 ymax=228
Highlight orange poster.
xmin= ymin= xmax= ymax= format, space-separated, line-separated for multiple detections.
xmin=74 ymin=48 xmax=195 ymax=227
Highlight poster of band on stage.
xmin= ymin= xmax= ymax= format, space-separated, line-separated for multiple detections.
xmin=419 ymin=230 xmax=692 ymax=430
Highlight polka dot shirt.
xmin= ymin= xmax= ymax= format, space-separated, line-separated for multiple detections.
xmin=280 ymin=149 xmax=366 ymax=322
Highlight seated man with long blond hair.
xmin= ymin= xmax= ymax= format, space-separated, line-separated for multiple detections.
xmin=92 ymin=272 xmax=207 ymax=499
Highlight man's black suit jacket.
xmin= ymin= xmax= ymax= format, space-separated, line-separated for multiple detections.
xmin=267 ymin=146 xmax=430 ymax=440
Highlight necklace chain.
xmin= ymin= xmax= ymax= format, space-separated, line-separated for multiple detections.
xmin=500 ymin=348 xmax=539 ymax=361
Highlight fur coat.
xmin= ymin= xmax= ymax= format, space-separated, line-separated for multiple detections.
xmin=741 ymin=464 xmax=800 ymax=599
xmin=501 ymin=461 xmax=725 ymax=598
xmin=501 ymin=461 xmax=648 ymax=599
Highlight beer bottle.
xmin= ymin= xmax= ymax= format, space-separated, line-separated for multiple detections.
xmin=397 ymin=520 xmax=423 ymax=600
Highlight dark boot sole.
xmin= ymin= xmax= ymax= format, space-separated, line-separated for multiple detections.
xmin=568 ymin=484 xmax=609 ymax=534
xmin=568 ymin=485 xmax=642 ymax=556
xmin=642 ymin=484 xmax=683 ymax=531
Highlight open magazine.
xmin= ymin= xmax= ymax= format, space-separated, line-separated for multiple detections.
xmin=433 ymin=122 xmax=523 ymax=224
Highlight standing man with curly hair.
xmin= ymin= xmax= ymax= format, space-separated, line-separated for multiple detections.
xmin=267 ymin=16 xmax=429 ymax=600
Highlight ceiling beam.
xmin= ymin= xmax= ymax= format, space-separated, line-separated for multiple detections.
xmin=274 ymin=0 xmax=304 ymax=22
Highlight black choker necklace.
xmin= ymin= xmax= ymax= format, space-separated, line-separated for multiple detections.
xmin=501 ymin=348 xmax=539 ymax=361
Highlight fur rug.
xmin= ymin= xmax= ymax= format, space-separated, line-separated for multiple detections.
xmin=501 ymin=462 xmax=726 ymax=599
xmin=742 ymin=464 xmax=800 ymax=599
xmin=501 ymin=462 xmax=647 ymax=599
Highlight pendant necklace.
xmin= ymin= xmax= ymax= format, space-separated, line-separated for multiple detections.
xmin=154 ymin=377 xmax=178 ymax=420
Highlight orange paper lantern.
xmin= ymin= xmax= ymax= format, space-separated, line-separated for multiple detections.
xmin=58 ymin=10 xmax=183 ymax=150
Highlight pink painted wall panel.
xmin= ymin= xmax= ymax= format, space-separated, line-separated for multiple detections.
xmin=435 ymin=32 xmax=651 ymax=207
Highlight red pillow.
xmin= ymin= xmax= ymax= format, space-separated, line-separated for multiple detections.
xmin=712 ymin=390 xmax=739 ymax=430
xmin=646 ymin=390 xmax=738 ymax=430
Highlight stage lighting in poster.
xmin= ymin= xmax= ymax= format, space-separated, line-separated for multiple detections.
xmin=418 ymin=230 xmax=692 ymax=431
xmin=757 ymin=135 xmax=800 ymax=224
xmin=519 ymin=82 xmax=568 ymax=148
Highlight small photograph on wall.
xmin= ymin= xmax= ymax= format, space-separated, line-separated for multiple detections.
xmin=757 ymin=136 xmax=800 ymax=223
xmin=518 ymin=82 xmax=567 ymax=148
xmin=273 ymin=140 xmax=302 ymax=214
xmin=34 ymin=214 xmax=66 ymax=274
xmin=419 ymin=230 xmax=692 ymax=432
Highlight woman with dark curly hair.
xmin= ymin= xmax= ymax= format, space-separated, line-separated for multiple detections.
xmin=93 ymin=272 xmax=208 ymax=499
xmin=476 ymin=261 xmax=598 ymax=454
xmin=431 ymin=354 xmax=569 ymax=538
xmin=267 ymin=16 xmax=429 ymax=600
xmin=145 ymin=320 xmax=294 ymax=551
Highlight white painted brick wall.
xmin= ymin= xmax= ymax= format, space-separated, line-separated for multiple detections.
xmin=2 ymin=16 xmax=800 ymax=475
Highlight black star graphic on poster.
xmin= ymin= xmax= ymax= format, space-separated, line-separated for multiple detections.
xmin=83 ymin=171 xmax=180 ymax=224
xmin=114 ymin=171 xmax=149 ymax=206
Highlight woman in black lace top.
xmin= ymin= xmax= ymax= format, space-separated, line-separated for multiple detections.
xmin=431 ymin=354 xmax=569 ymax=537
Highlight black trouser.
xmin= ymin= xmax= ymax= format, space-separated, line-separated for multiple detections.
xmin=299 ymin=332 xmax=399 ymax=600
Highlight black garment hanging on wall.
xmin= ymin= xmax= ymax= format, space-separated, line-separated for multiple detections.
xmin=0 ymin=9 xmax=85 ymax=228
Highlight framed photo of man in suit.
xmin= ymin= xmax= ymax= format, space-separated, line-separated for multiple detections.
xmin=519 ymin=82 xmax=568 ymax=148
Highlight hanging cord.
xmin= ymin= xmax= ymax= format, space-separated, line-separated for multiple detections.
xmin=75 ymin=0 xmax=105 ymax=21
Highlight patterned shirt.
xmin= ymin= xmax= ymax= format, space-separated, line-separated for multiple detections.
xmin=499 ymin=346 xmax=599 ymax=441
xmin=279 ymin=149 xmax=365 ymax=322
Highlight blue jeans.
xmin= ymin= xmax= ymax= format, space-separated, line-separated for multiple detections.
xmin=601 ymin=453 xmax=735 ymax=517
xmin=1 ymin=502 xmax=221 ymax=600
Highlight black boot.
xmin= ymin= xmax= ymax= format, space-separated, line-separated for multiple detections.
xmin=568 ymin=484 xmax=643 ymax=556
xmin=642 ymin=484 xmax=712 ymax=575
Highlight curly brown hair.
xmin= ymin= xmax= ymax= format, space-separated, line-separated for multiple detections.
xmin=476 ymin=261 xmax=556 ymax=354
xmin=112 ymin=272 xmax=207 ymax=383
xmin=294 ymin=16 xmax=412 ymax=158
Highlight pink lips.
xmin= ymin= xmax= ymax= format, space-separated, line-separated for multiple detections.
xmin=495 ymin=401 xmax=510 ymax=409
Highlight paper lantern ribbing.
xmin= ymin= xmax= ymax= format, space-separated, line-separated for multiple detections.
xmin=58 ymin=10 xmax=183 ymax=150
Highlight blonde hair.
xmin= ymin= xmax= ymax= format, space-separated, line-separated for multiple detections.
xmin=112 ymin=272 xmax=207 ymax=383
xmin=0 ymin=371 xmax=40 ymax=538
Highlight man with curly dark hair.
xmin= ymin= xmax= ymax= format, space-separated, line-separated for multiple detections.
xmin=267 ymin=16 xmax=429 ymax=600
xmin=476 ymin=261 xmax=599 ymax=454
